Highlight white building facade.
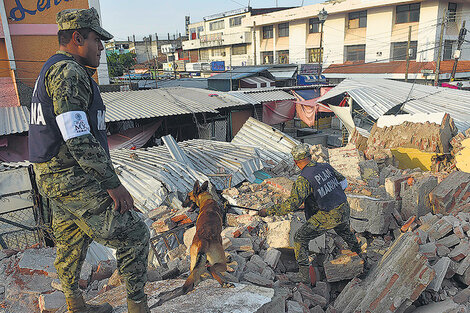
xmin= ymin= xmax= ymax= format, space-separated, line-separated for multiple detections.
xmin=183 ymin=0 xmax=470 ymax=80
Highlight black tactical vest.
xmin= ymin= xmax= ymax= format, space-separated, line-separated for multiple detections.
xmin=301 ymin=163 xmax=347 ymax=213
xmin=29 ymin=53 xmax=109 ymax=163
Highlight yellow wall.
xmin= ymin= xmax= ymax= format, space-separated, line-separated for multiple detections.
xmin=391 ymin=147 xmax=435 ymax=171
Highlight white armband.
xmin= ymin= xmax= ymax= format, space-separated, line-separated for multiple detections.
xmin=56 ymin=111 xmax=91 ymax=141
xmin=340 ymin=179 xmax=348 ymax=190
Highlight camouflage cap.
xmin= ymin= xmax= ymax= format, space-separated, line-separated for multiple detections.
xmin=291 ymin=143 xmax=311 ymax=161
xmin=56 ymin=8 xmax=113 ymax=41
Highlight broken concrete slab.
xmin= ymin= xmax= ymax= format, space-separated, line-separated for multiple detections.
xmin=401 ymin=175 xmax=438 ymax=220
xmin=243 ymin=272 xmax=274 ymax=287
xmin=347 ymin=197 xmax=395 ymax=234
xmin=328 ymin=144 xmax=363 ymax=180
xmin=332 ymin=233 xmax=435 ymax=313
xmin=17 ymin=248 xmax=58 ymax=278
xmin=88 ymin=279 xmax=281 ymax=313
xmin=436 ymin=234 xmax=460 ymax=248
xmin=263 ymin=248 xmax=281 ymax=269
xmin=428 ymin=257 xmax=451 ymax=292
xmin=385 ymin=175 xmax=412 ymax=200
xmin=429 ymin=171 xmax=470 ymax=215
xmin=323 ymin=252 xmax=363 ymax=283
xmin=39 ymin=291 xmax=66 ymax=313
xmin=266 ymin=218 xmax=303 ymax=249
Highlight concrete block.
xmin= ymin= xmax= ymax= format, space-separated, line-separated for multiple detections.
xmin=457 ymin=255 xmax=470 ymax=276
xmin=38 ymin=292 xmax=66 ymax=313
xmin=17 ymin=248 xmax=58 ymax=278
xmin=243 ymin=271 xmax=274 ymax=287
xmin=453 ymin=287 xmax=470 ymax=304
xmin=333 ymin=233 xmax=435 ymax=313
xmin=297 ymin=283 xmax=327 ymax=308
xmin=457 ymin=266 xmax=470 ymax=286
xmin=261 ymin=267 xmax=275 ymax=281
xmin=436 ymin=244 xmax=450 ymax=257
xmin=309 ymin=234 xmax=326 ymax=254
xmin=286 ymin=300 xmax=304 ymax=313
xmin=250 ymin=254 xmax=267 ymax=270
xmin=264 ymin=248 xmax=281 ymax=269
xmin=449 ymin=240 xmax=470 ymax=262
xmin=228 ymin=237 xmax=254 ymax=252
xmin=311 ymin=305 xmax=325 ymax=313
xmin=266 ymin=218 xmax=303 ymax=249
xmin=413 ymin=228 xmax=428 ymax=245
xmin=359 ymin=160 xmax=379 ymax=187
xmin=428 ymin=257 xmax=451 ymax=292
xmin=348 ymin=197 xmax=396 ymax=234
xmin=428 ymin=219 xmax=453 ymax=240
xmin=419 ymin=242 xmax=437 ymax=259
xmin=454 ymin=226 xmax=465 ymax=239
xmin=323 ymin=252 xmax=363 ymax=283
xmin=429 ymin=171 xmax=470 ymax=214
xmin=385 ymin=175 xmax=412 ymax=200
xmin=401 ymin=175 xmax=438 ymax=220
xmin=312 ymin=281 xmax=330 ymax=303
xmin=436 ymin=234 xmax=460 ymax=248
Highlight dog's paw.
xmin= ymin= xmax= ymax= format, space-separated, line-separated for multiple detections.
xmin=222 ymin=282 xmax=235 ymax=288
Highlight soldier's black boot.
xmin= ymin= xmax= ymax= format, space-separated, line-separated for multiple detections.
xmin=65 ymin=295 xmax=112 ymax=313
xmin=127 ymin=295 xmax=150 ymax=313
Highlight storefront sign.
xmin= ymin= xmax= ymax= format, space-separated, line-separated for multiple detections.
xmin=211 ymin=61 xmax=225 ymax=72
xmin=10 ymin=0 xmax=71 ymax=21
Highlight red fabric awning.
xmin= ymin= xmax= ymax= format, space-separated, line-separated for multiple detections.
xmin=262 ymin=100 xmax=296 ymax=125
xmin=293 ymin=87 xmax=333 ymax=127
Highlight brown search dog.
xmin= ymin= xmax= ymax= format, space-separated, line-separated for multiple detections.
xmin=151 ymin=180 xmax=234 ymax=308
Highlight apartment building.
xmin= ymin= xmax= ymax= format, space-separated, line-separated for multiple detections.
xmin=182 ymin=7 xmax=293 ymax=69
xmin=183 ymin=0 xmax=470 ymax=82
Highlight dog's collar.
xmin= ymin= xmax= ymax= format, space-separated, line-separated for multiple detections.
xmin=196 ymin=192 xmax=214 ymax=209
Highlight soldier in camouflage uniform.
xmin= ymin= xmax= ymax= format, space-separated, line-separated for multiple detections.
xmin=28 ymin=8 xmax=150 ymax=313
xmin=258 ymin=144 xmax=361 ymax=284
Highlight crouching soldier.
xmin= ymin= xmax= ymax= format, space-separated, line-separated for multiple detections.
xmin=258 ymin=144 xmax=361 ymax=284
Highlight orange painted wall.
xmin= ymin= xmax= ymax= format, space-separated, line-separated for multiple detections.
xmin=5 ymin=0 xmax=90 ymax=86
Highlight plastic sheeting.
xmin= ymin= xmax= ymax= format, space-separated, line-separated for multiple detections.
xmin=294 ymin=88 xmax=333 ymax=127
xmin=262 ymin=100 xmax=296 ymax=125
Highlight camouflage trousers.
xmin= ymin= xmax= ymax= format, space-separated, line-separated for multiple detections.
xmin=294 ymin=202 xmax=361 ymax=266
xmin=48 ymin=184 xmax=149 ymax=301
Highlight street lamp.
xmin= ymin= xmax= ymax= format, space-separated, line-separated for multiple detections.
xmin=317 ymin=8 xmax=328 ymax=81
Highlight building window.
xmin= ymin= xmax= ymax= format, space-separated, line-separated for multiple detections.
xmin=278 ymin=23 xmax=289 ymax=37
xmin=263 ymin=25 xmax=273 ymax=39
xmin=348 ymin=10 xmax=367 ymax=29
xmin=232 ymin=44 xmax=247 ymax=55
xmin=197 ymin=26 xmax=204 ymax=38
xmin=396 ymin=4 xmax=420 ymax=24
xmin=345 ymin=45 xmax=366 ymax=62
xmin=448 ymin=3 xmax=457 ymax=22
xmin=391 ymin=41 xmax=417 ymax=60
xmin=443 ymin=40 xmax=455 ymax=60
xmin=200 ymin=49 xmax=209 ymax=60
xmin=277 ymin=50 xmax=289 ymax=64
xmin=229 ymin=15 xmax=245 ymax=27
xmin=307 ymin=48 xmax=323 ymax=63
xmin=209 ymin=20 xmax=225 ymax=31
xmin=212 ymin=47 xmax=225 ymax=57
xmin=261 ymin=51 xmax=273 ymax=64
xmin=309 ymin=18 xmax=320 ymax=33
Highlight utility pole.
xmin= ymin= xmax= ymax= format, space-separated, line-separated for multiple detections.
xmin=450 ymin=20 xmax=467 ymax=81
xmin=434 ymin=9 xmax=446 ymax=86
xmin=253 ymin=22 xmax=257 ymax=65
xmin=405 ymin=26 xmax=412 ymax=82
xmin=154 ymin=34 xmax=158 ymax=88
xmin=230 ymin=45 xmax=233 ymax=91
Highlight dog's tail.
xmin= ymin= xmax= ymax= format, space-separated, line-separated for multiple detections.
xmin=182 ymin=251 xmax=207 ymax=294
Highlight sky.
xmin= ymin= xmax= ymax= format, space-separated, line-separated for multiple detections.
xmin=100 ymin=0 xmax=325 ymax=41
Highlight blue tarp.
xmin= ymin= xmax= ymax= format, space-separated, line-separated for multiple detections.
xmin=294 ymin=89 xmax=320 ymax=100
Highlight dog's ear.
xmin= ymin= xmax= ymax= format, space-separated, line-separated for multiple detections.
xmin=193 ymin=180 xmax=200 ymax=195
xmin=201 ymin=181 xmax=209 ymax=192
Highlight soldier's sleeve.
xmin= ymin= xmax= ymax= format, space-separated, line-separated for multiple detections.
xmin=266 ymin=176 xmax=311 ymax=216
xmin=46 ymin=61 xmax=121 ymax=190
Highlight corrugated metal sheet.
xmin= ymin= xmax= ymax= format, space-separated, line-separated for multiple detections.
xmin=207 ymin=67 xmax=270 ymax=80
xmin=0 ymin=106 xmax=30 ymax=135
xmin=229 ymin=90 xmax=295 ymax=104
xmin=231 ymin=117 xmax=300 ymax=164
xmin=102 ymin=87 xmax=248 ymax=122
xmin=318 ymin=78 xmax=470 ymax=131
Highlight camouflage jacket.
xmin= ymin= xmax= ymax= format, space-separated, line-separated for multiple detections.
xmin=33 ymin=51 xmax=121 ymax=199
xmin=267 ymin=161 xmax=346 ymax=217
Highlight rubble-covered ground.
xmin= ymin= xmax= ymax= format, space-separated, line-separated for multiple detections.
xmin=2 ymin=133 xmax=470 ymax=312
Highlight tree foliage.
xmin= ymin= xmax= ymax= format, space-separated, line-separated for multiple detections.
xmin=107 ymin=52 xmax=136 ymax=77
